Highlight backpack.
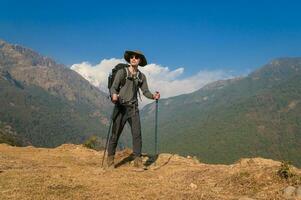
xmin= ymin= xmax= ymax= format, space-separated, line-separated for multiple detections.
xmin=108 ymin=63 xmax=143 ymax=100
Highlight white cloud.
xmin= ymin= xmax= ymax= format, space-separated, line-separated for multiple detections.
xmin=71 ymin=58 xmax=235 ymax=107
xmin=71 ymin=58 xmax=123 ymax=93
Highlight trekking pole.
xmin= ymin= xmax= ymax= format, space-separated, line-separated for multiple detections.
xmin=101 ymin=110 xmax=114 ymax=168
xmin=155 ymin=98 xmax=159 ymax=157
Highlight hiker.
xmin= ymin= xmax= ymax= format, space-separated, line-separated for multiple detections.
xmin=107 ymin=50 xmax=160 ymax=170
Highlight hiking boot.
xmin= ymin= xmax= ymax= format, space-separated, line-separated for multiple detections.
xmin=106 ymin=155 xmax=115 ymax=169
xmin=132 ymin=156 xmax=145 ymax=172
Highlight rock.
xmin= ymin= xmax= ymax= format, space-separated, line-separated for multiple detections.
xmin=189 ymin=183 xmax=197 ymax=189
xmin=142 ymin=156 xmax=148 ymax=162
xmin=192 ymin=156 xmax=200 ymax=164
xmin=187 ymin=155 xmax=192 ymax=159
xmin=238 ymin=197 xmax=255 ymax=200
xmin=283 ymin=186 xmax=296 ymax=199
xmin=296 ymin=186 xmax=301 ymax=198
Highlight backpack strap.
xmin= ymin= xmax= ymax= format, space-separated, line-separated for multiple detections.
xmin=136 ymin=70 xmax=143 ymax=101
xmin=125 ymin=66 xmax=129 ymax=78
xmin=136 ymin=70 xmax=143 ymax=86
xmin=119 ymin=66 xmax=128 ymax=89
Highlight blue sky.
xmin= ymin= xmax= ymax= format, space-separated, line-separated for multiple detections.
xmin=1 ymin=0 xmax=301 ymax=77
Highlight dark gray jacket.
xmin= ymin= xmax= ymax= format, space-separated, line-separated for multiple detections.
xmin=110 ymin=67 xmax=153 ymax=103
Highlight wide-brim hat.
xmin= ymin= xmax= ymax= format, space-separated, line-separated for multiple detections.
xmin=124 ymin=50 xmax=147 ymax=67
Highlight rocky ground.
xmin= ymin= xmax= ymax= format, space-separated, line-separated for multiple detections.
xmin=0 ymin=143 xmax=301 ymax=200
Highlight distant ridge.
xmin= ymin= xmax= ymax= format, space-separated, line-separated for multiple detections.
xmin=0 ymin=39 xmax=113 ymax=147
xmin=141 ymin=57 xmax=301 ymax=167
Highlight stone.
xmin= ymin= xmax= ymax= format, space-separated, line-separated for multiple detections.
xmin=190 ymin=183 xmax=197 ymax=189
xmin=192 ymin=156 xmax=200 ymax=164
xmin=283 ymin=186 xmax=296 ymax=199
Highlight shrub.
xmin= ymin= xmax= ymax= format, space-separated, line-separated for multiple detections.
xmin=278 ymin=161 xmax=293 ymax=179
xmin=277 ymin=161 xmax=301 ymax=185
xmin=83 ymin=135 xmax=103 ymax=150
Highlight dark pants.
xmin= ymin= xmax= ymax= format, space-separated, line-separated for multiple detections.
xmin=107 ymin=104 xmax=142 ymax=158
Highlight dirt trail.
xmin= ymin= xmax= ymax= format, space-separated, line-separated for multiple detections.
xmin=0 ymin=144 xmax=300 ymax=200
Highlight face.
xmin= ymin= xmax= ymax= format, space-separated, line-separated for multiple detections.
xmin=129 ymin=54 xmax=141 ymax=66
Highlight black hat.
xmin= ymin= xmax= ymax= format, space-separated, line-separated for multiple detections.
xmin=124 ymin=50 xmax=147 ymax=67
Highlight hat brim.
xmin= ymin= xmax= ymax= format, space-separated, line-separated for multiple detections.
xmin=124 ymin=50 xmax=147 ymax=66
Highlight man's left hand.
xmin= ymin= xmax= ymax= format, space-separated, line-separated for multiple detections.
xmin=153 ymin=91 xmax=160 ymax=100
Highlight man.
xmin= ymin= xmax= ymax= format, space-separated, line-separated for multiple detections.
xmin=107 ymin=50 xmax=160 ymax=171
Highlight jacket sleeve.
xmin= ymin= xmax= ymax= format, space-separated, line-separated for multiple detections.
xmin=140 ymin=73 xmax=154 ymax=99
xmin=110 ymin=69 xmax=124 ymax=95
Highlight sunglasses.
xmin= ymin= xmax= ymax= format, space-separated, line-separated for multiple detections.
xmin=130 ymin=55 xmax=140 ymax=60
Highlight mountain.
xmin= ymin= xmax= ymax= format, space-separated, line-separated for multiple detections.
xmin=0 ymin=39 xmax=113 ymax=147
xmin=0 ymin=39 xmax=111 ymax=110
xmin=1 ymin=144 xmax=300 ymax=200
xmin=141 ymin=57 xmax=301 ymax=167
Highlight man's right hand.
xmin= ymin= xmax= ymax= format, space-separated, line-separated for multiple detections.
xmin=112 ymin=93 xmax=119 ymax=103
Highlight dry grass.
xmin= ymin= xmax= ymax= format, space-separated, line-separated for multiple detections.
xmin=0 ymin=143 xmax=300 ymax=200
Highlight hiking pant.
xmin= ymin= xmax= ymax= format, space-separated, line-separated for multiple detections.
xmin=107 ymin=103 xmax=142 ymax=158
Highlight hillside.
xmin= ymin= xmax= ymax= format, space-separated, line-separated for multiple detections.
xmin=0 ymin=144 xmax=301 ymax=200
xmin=0 ymin=121 xmax=29 ymax=146
xmin=141 ymin=57 xmax=301 ymax=167
xmin=0 ymin=39 xmax=113 ymax=147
